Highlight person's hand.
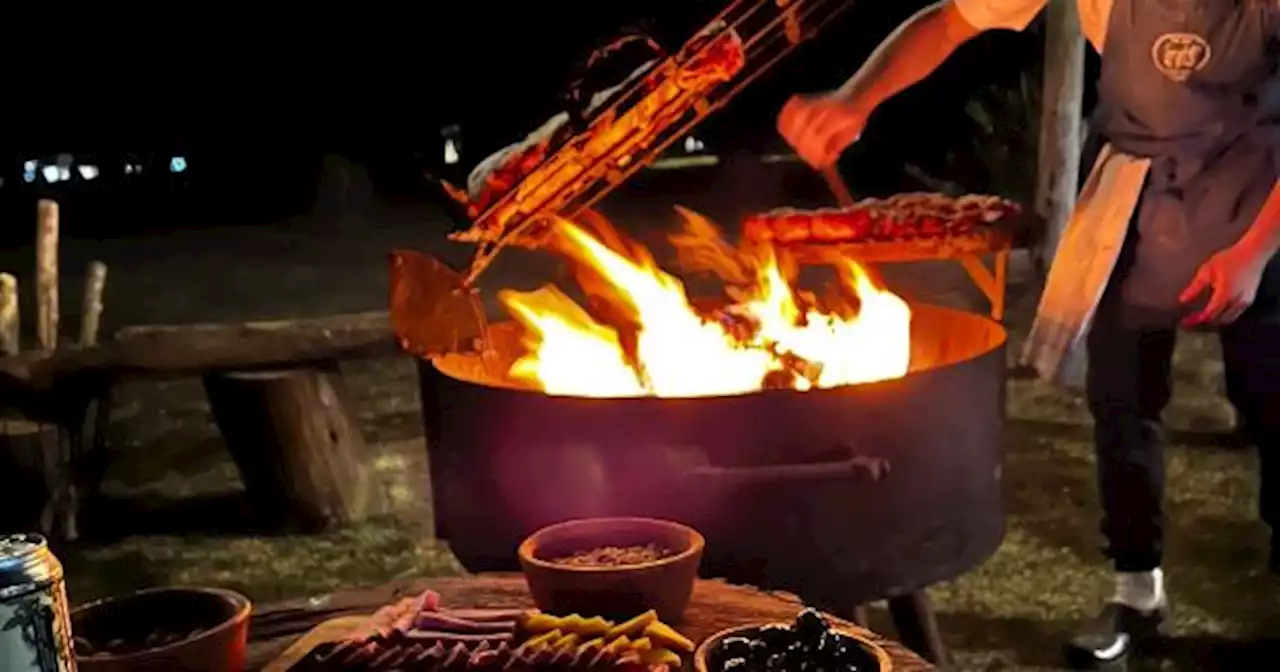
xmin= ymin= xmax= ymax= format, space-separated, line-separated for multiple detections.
xmin=777 ymin=92 xmax=869 ymax=169
xmin=1180 ymin=241 xmax=1272 ymax=326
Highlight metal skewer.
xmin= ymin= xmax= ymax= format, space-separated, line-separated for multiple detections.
xmin=456 ymin=0 xmax=858 ymax=288
xmin=816 ymin=161 xmax=889 ymax=288
xmin=821 ymin=164 xmax=856 ymax=207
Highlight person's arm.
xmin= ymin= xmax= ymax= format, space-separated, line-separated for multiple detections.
xmin=835 ymin=0 xmax=1047 ymax=115
xmin=1238 ymin=181 xmax=1280 ymax=259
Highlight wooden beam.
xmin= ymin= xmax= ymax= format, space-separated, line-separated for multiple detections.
xmin=0 ymin=311 xmax=398 ymax=393
xmin=1034 ymin=0 xmax=1086 ymax=269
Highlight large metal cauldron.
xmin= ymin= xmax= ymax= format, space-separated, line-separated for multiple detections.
xmin=418 ymin=303 xmax=1006 ymax=607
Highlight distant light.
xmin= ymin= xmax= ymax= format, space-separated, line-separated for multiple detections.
xmin=22 ymin=160 xmax=36 ymax=173
xmin=22 ymin=171 xmax=35 ymax=183
xmin=169 ymin=156 xmax=187 ymax=173
xmin=124 ymin=164 xmax=133 ymax=174
xmin=683 ymin=136 xmax=705 ymax=153
xmin=41 ymin=166 xmax=59 ymax=183
xmin=78 ymin=165 xmax=100 ymax=180
xmin=56 ymin=153 xmax=72 ymax=168
xmin=444 ymin=140 xmax=459 ymax=165
xmin=57 ymin=167 xmax=71 ymax=182
xmin=133 ymin=164 xmax=143 ymax=173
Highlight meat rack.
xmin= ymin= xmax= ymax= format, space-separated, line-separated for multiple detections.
xmin=458 ymin=0 xmax=857 ymax=287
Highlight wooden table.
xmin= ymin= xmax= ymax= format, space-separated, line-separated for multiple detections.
xmin=246 ymin=575 xmax=935 ymax=671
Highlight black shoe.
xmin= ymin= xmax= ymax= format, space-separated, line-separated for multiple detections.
xmin=1063 ymin=602 xmax=1166 ymax=669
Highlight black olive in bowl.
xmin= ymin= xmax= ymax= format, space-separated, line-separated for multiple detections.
xmin=694 ymin=608 xmax=892 ymax=672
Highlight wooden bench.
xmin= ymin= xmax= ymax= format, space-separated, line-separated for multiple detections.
xmin=0 ymin=311 xmax=401 ymax=539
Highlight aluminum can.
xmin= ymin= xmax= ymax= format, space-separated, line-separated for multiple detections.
xmin=0 ymin=534 xmax=76 ymax=671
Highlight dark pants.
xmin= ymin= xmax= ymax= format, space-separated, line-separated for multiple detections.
xmin=1086 ymin=235 xmax=1280 ymax=571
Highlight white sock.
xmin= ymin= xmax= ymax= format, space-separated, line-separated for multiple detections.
xmin=1111 ymin=568 xmax=1166 ymax=611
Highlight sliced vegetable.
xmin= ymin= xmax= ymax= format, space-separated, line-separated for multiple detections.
xmin=642 ymin=620 xmax=695 ymax=653
xmin=606 ymin=610 xmax=658 ymax=639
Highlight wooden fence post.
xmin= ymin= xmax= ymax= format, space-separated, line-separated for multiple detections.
xmin=36 ymin=200 xmax=60 ymax=351
xmin=0 ymin=273 xmax=17 ymax=356
xmin=80 ymin=261 xmax=108 ymax=347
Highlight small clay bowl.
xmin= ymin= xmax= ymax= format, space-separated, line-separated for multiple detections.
xmin=72 ymin=586 xmax=251 ymax=672
xmin=518 ymin=517 xmax=704 ymax=623
xmin=695 ymin=622 xmax=893 ymax=672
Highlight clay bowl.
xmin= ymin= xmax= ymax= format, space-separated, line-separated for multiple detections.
xmin=71 ymin=587 xmax=251 ymax=672
xmin=695 ymin=622 xmax=893 ymax=672
xmin=518 ymin=517 xmax=705 ymax=623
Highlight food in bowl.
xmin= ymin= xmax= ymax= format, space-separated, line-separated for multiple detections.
xmin=548 ymin=544 xmax=676 ymax=567
xmin=518 ymin=518 xmax=704 ymax=623
xmin=702 ymin=609 xmax=888 ymax=672
xmin=74 ymin=629 xmax=207 ymax=657
xmin=70 ymin=587 xmax=250 ymax=672
xmin=300 ymin=588 xmax=694 ymax=672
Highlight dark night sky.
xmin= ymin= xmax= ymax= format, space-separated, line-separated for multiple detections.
xmin=0 ymin=1 xmax=1075 ymax=240
xmin=8 ymin=1 xmax=1048 ymax=152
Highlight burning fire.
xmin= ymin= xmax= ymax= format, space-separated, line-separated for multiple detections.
xmin=498 ymin=211 xmax=911 ymax=398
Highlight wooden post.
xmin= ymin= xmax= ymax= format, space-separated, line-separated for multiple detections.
xmin=33 ymin=200 xmax=77 ymax=541
xmin=203 ymin=363 xmax=385 ymax=531
xmin=0 ymin=273 xmax=18 ymax=355
xmin=0 ymin=420 xmax=56 ymax=535
xmin=36 ymin=200 xmax=60 ymax=351
xmin=1033 ymin=0 xmax=1086 ymax=270
xmin=78 ymin=260 xmax=112 ymax=507
xmin=79 ymin=261 xmax=107 ymax=347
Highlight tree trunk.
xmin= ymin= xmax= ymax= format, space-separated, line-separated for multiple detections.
xmin=204 ymin=364 xmax=383 ymax=531
xmin=1034 ymin=0 xmax=1086 ymax=271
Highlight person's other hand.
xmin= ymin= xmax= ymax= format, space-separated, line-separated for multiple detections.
xmin=1180 ymin=241 xmax=1271 ymax=326
xmin=777 ymin=92 xmax=868 ymax=169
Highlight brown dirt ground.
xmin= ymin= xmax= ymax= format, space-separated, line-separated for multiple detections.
xmin=4 ymin=163 xmax=1275 ymax=671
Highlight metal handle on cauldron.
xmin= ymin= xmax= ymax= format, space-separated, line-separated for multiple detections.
xmin=690 ymin=453 xmax=889 ymax=486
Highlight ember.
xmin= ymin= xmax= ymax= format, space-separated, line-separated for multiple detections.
xmin=497 ymin=210 xmax=911 ymax=398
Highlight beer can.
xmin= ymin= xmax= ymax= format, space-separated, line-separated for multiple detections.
xmin=0 ymin=534 xmax=76 ymax=671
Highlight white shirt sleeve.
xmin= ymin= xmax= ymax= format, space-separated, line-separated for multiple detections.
xmin=951 ymin=0 xmax=1050 ymax=32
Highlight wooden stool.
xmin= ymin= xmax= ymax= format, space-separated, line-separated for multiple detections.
xmin=204 ymin=362 xmax=385 ymax=531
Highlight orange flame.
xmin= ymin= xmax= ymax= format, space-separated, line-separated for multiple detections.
xmin=498 ymin=210 xmax=911 ymax=398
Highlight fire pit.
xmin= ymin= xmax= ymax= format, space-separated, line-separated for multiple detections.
xmin=421 ymin=303 xmax=1004 ymax=602
xmin=402 ymin=213 xmax=1006 ymax=614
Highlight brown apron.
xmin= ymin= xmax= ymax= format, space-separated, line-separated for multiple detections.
xmin=1022 ymin=0 xmax=1280 ymax=387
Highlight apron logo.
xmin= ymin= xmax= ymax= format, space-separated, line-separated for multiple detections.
xmin=1151 ymin=33 xmax=1212 ymax=82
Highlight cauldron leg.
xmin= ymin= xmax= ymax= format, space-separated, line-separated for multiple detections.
xmin=852 ymin=606 xmax=871 ymax=629
xmin=831 ymin=605 xmax=871 ymax=629
xmin=887 ymin=590 xmax=949 ymax=665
